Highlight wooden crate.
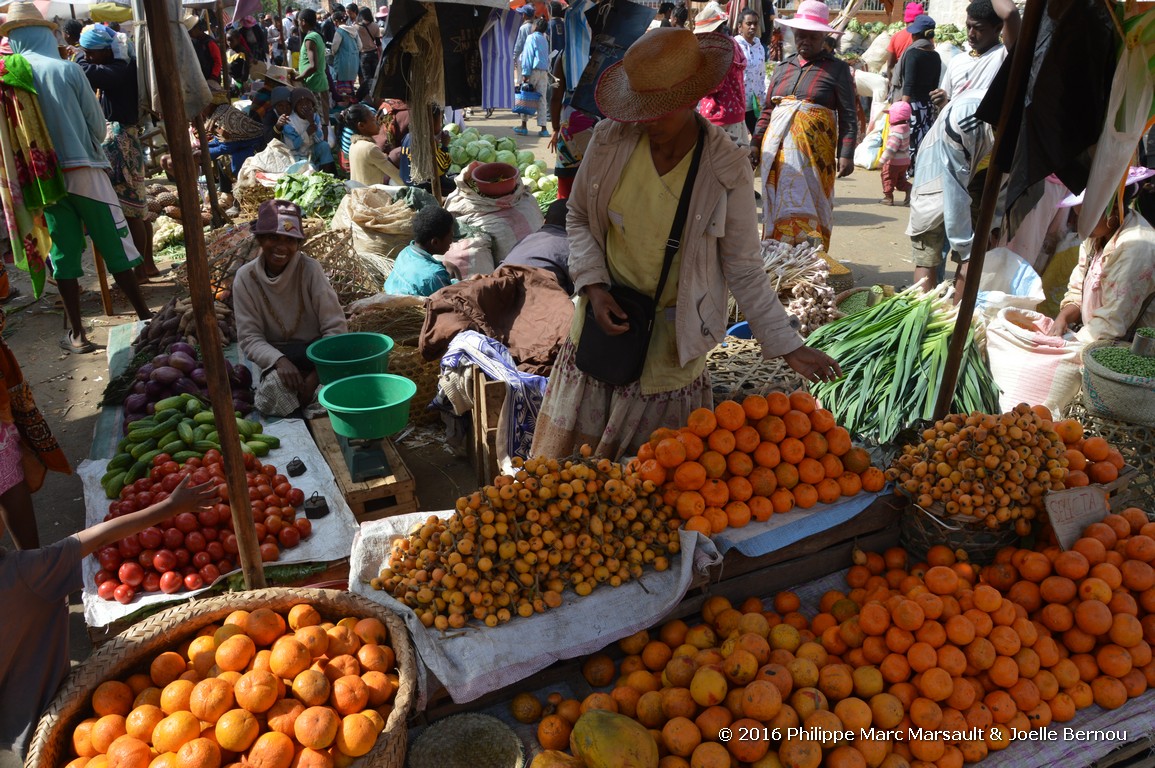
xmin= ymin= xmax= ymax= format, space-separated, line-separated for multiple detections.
xmin=308 ymin=418 xmax=420 ymax=522
xmin=470 ymin=368 xmax=508 ymax=486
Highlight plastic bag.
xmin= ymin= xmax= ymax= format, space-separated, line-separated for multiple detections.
xmin=854 ymin=116 xmax=888 ymax=170
xmin=986 ymin=307 xmax=1084 ymax=418
xmin=975 ymin=247 xmax=1046 ymax=319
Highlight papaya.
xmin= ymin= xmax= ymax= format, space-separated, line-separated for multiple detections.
xmin=569 ymin=710 xmax=658 ymax=768
xmin=529 ymin=752 xmax=586 ymax=768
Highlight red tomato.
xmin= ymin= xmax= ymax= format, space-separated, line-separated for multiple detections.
xmin=203 ymin=449 xmax=222 ymax=465
xmin=149 ymin=468 xmax=164 ymax=483
xmin=141 ymin=571 xmax=162 ymax=593
xmin=255 ymin=484 xmax=274 ymax=499
xmin=206 ymin=541 xmax=225 ymax=561
xmin=138 ymin=549 xmax=156 ymax=570
xmin=151 ymin=453 xmax=171 ymax=467
xmin=253 ymin=523 xmax=267 ymax=540
xmin=153 ymin=491 xmax=170 ymax=504
xmin=118 ymin=562 xmax=144 ymax=587
xmin=181 ymin=565 xmax=196 ymax=577
xmin=278 ymin=526 xmax=301 ymax=548
xmin=221 ymin=533 xmax=239 ymax=555
xmin=197 ymin=507 xmax=218 ymax=528
xmin=160 ymin=474 xmax=183 ymax=493
xmin=216 ymin=483 xmax=230 ymax=501
xmin=199 ymin=564 xmax=221 ymax=584
xmin=191 ymin=469 xmax=211 ymax=486
xmin=294 ymin=518 xmax=312 ymax=538
xmin=248 ymin=486 xmax=262 ymax=501
xmin=118 ymin=535 xmax=142 ymax=559
xmin=184 ymin=573 xmax=205 ymax=590
xmin=202 ymin=527 xmax=218 ymax=542
xmin=262 ymin=495 xmax=280 ymax=508
xmin=287 ymin=489 xmax=305 ymax=508
xmin=261 ymin=464 xmax=276 ymax=478
xmin=185 ymin=457 xmax=203 ymax=469
xmin=214 ymin=503 xmax=231 ymax=520
xmin=209 ymin=465 xmax=225 ymax=479
xmin=259 ymin=543 xmax=280 ymax=562
xmin=265 ymin=517 xmax=283 ymax=535
xmin=152 ymin=549 xmax=177 ymax=572
xmin=159 ymin=570 xmax=183 ymax=594
xmin=160 ymin=461 xmax=180 ymax=476
xmin=135 ymin=491 xmax=155 ymax=508
xmin=138 ymin=527 xmax=163 ymax=549
xmin=217 ymin=559 xmax=234 ymax=574
xmin=273 ymin=482 xmax=292 ymax=498
xmin=94 ymin=568 xmax=115 ymax=585
xmin=132 ymin=478 xmax=152 ymax=493
xmin=184 ymin=531 xmax=207 ymax=553
xmin=162 ymin=528 xmax=184 ymax=549
xmin=174 ymin=548 xmax=192 ymax=567
xmin=97 ymin=546 xmax=122 ymax=571
xmin=251 ymin=500 xmax=267 ymax=514
xmin=97 ymin=579 xmax=120 ymax=601
xmin=114 ymin=583 xmax=136 ymax=604
xmin=192 ymin=551 xmax=213 ymax=568
xmin=174 ymin=513 xmax=199 ymax=533
xmin=263 ymin=534 xmax=278 ymax=547
xmin=272 ymin=474 xmax=288 ymax=486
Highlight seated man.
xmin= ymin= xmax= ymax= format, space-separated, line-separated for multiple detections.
xmin=501 ymin=198 xmax=573 ymax=295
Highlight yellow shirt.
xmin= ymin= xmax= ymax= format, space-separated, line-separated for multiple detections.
xmin=572 ymin=134 xmax=705 ymax=394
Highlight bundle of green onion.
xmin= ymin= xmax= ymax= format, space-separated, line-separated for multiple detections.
xmin=806 ymin=284 xmax=1001 ymax=444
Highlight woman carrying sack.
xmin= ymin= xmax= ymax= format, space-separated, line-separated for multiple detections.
xmin=530 ymin=28 xmax=839 ymax=460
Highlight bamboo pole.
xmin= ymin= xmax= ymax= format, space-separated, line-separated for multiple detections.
xmin=142 ymin=0 xmax=266 ymax=590
xmin=932 ymin=0 xmax=1046 ymax=420
xmin=92 ymin=246 xmax=115 ymax=316
xmin=192 ymin=117 xmax=227 ymax=227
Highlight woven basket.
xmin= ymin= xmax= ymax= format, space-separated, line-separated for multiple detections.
xmin=237 ymin=183 xmax=275 ymax=220
xmin=26 ymin=589 xmax=416 ymax=768
xmin=389 ymin=346 xmax=440 ymax=426
xmin=306 ymin=228 xmax=381 ymax=307
xmin=348 ymin=304 xmax=427 ymax=348
xmin=1064 ymin=393 xmax=1155 ymax=510
xmin=898 ymin=498 xmax=1019 ymax=565
xmin=706 ymin=336 xmax=807 ymax=406
xmin=1082 ymin=340 xmax=1155 ymax=426
xmin=819 ymin=251 xmax=854 ymax=294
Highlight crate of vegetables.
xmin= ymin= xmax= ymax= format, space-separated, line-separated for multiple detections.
xmin=27 ymin=589 xmax=417 ymax=768
xmin=1082 ymin=339 xmax=1155 ymax=427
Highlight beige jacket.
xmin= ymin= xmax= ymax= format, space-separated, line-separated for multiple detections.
xmin=567 ymin=117 xmax=803 ymax=366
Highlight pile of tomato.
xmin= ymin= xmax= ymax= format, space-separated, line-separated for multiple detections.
xmin=94 ymin=450 xmax=311 ymax=604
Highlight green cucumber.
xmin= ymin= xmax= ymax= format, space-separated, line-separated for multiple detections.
xmin=247 ymin=434 xmax=280 ymax=449
xmin=154 ymin=396 xmax=187 ymax=413
xmin=193 ymin=411 xmax=216 ymax=425
xmin=248 ymin=421 xmax=263 ymax=435
xmin=124 ymin=460 xmax=148 ymax=484
xmin=177 ymin=421 xmax=196 ymax=445
xmin=158 ymin=430 xmax=181 ymax=448
xmin=192 ymin=440 xmax=219 ymax=453
xmin=129 ymin=438 xmax=158 ymax=459
xmin=192 ymin=424 xmax=210 ymax=441
xmin=185 ymin=398 xmax=204 ymax=415
xmin=160 ymin=440 xmax=186 ymax=455
xmin=206 ymin=431 xmax=219 ymax=443
xmin=127 ymin=417 xmax=156 ymax=432
xmin=171 ymin=450 xmax=204 ymax=463
xmin=244 ymin=441 xmax=270 ymax=457
xmin=103 ymin=472 xmax=127 ymax=499
xmin=108 ymin=452 xmax=134 ymax=471
xmin=153 ymin=408 xmax=181 ymax=424
xmin=236 ymin=418 xmax=256 ymax=437
xmin=137 ymin=449 xmax=163 ymax=466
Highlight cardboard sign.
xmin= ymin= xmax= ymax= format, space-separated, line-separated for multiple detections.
xmin=1046 ymin=486 xmax=1110 ymax=550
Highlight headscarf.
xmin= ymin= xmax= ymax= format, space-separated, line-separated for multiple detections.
xmin=78 ymin=23 xmax=113 ymax=50
xmin=8 ymin=25 xmax=62 ymax=57
xmin=288 ymin=87 xmax=315 ymax=141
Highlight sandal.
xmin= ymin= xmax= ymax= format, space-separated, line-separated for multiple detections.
xmin=59 ymin=332 xmax=96 ymax=354
xmin=512 ymin=126 xmax=528 ymax=136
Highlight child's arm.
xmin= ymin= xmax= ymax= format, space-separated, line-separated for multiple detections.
xmin=77 ymin=476 xmax=217 ymax=557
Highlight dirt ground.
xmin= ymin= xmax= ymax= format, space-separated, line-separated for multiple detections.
xmin=0 ymin=114 xmax=915 ymax=699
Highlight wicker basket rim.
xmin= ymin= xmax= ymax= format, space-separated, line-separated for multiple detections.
xmin=1083 ymin=339 xmax=1155 ymax=386
xmin=26 ymin=588 xmax=416 ymax=768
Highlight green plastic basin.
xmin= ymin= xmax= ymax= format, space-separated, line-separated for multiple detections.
xmin=307 ymin=333 xmax=394 ymax=386
xmin=319 ymin=374 xmax=417 ymax=439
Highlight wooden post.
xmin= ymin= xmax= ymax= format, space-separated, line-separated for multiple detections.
xmin=932 ymin=0 xmax=1046 ymax=420
xmin=92 ymin=246 xmax=115 ymax=316
xmin=192 ymin=117 xmax=227 ymax=227
xmin=429 ymin=118 xmax=444 ymax=206
xmin=142 ymin=0 xmax=266 ymax=590
xmin=214 ymin=0 xmax=229 ymax=91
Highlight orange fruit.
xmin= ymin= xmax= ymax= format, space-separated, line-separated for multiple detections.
xmin=93 ymin=682 xmax=135 ymax=718
xmin=188 ymin=679 xmax=234 ymax=724
xmin=294 ymin=706 xmax=340 ymax=750
xmin=706 ymin=429 xmax=736 ymax=456
xmin=656 ymin=438 xmax=688 ymax=468
xmin=287 ymin=604 xmax=323 ymax=630
xmin=152 ymin=712 xmax=201 ymax=754
xmin=714 ymin=401 xmax=746 ymax=431
xmin=246 ymin=731 xmax=295 ymax=768
xmin=233 ymin=670 xmax=280 ymax=714
xmin=783 ymin=410 xmax=812 ymax=439
xmin=687 ymin=408 xmax=717 ymax=438
xmin=1082 ymin=436 xmax=1110 ymax=462
xmin=214 ymin=708 xmax=260 ymax=752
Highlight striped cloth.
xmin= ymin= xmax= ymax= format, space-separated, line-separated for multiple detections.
xmin=480 ymin=9 xmax=522 ymax=110
xmin=563 ymin=0 xmax=593 ymax=92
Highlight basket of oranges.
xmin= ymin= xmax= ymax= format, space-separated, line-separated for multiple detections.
xmin=27 ymin=589 xmax=417 ymax=768
xmin=899 ymin=498 xmax=1020 ymax=565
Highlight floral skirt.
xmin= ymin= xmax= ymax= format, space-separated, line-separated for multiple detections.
xmin=0 ymin=420 xmax=24 ymax=495
xmin=103 ymin=123 xmax=146 ymax=218
xmin=530 ymin=339 xmax=713 ymax=461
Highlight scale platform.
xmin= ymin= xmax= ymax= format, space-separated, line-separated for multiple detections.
xmin=336 ymin=434 xmax=395 ymax=483
xmin=309 ymin=418 xmax=419 ymax=522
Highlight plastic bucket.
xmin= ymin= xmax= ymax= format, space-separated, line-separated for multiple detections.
xmin=319 ymin=373 xmax=417 ymax=439
xmin=307 ymin=333 xmax=394 ymax=386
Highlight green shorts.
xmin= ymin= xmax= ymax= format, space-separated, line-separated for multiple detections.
xmin=911 ymin=224 xmax=951 ymax=269
xmin=44 ymin=193 xmax=142 ymax=280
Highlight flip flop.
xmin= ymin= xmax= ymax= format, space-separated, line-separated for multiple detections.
xmin=59 ymin=332 xmax=96 ymax=354
xmin=0 ymin=287 xmax=20 ymax=305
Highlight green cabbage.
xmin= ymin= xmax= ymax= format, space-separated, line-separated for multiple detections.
xmin=444 ymin=123 xmax=461 ymax=135
xmin=450 ymin=146 xmax=469 ymax=166
xmin=496 ymin=150 xmax=518 ymax=166
xmin=496 ymin=137 xmax=517 ymax=153
xmin=480 ymin=134 xmax=497 ymax=146
xmin=533 ymin=159 xmax=547 ymax=172
xmin=477 ymin=148 xmax=497 ymax=163
xmin=466 ymin=141 xmax=483 ymax=159
xmin=522 ymin=176 xmax=538 ymax=192
xmin=525 ymin=164 xmax=544 ymax=180
xmin=516 ymin=149 xmax=535 ymax=165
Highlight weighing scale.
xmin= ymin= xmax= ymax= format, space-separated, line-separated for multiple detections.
xmin=336 ymin=434 xmax=395 ymax=483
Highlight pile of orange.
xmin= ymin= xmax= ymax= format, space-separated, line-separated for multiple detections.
xmin=66 ymin=605 xmax=399 ymax=768
xmin=1051 ymin=418 xmax=1126 ymax=488
xmin=630 ymin=391 xmax=883 ymax=537
xmin=525 ymin=508 xmax=1155 ymax=768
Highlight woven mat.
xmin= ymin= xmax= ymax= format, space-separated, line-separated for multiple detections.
xmin=349 ymin=510 xmax=721 ymax=708
xmin=706 ymin=337 xmax=806 ymax=406
xmin=77 ymin=419 xmax=360 ymax=629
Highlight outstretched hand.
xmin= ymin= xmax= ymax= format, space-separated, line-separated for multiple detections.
xmin=167 ymin=475 xmax=219 ymax=517
xmin=783 ymin=345 xmax=842 ymax=384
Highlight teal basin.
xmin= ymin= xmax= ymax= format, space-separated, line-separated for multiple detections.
xmin=319 ymin=373 xmax=417 ymax=439
xmin=307 ymin=333 xmax=394 ymax=386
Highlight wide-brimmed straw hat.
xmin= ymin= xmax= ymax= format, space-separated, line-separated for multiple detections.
xmin=595 ymin=27 xmax=734 ymax=123
xmin=693 ymin=1 xmax=728 ymax=33
xmin=777 ymin=0 xmax=837 ymax=33
xmin=1059 ymin=166 xmax=1155 ymax=208
xmin=263 ymin=63 xmax=293 ymax=86
xmin=0 ymin=2 xmax=57 ymax=36
xmin=182 ymin=13 xmax=201 ymax=30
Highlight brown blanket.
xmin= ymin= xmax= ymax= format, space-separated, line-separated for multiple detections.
xmin=419 ymin=265 xmax=575 ymax=375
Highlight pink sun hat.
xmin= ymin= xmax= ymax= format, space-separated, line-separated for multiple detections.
xmin=904 ymin=3 xmax=925 ymax=23
xmin=778 ymin=0 xmax=838 ymax=34
xmin=1059 ymin=166 xmax=1155 ymax=208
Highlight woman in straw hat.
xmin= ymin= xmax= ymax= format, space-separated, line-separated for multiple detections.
xmin=530 ymin=28 xmax=840 ymax=461
xmin=749 ymin=0 xmax=856 ymax=252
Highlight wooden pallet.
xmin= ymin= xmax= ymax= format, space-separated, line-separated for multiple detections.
xmin=308 ymin=418 xmax=420 ymax=522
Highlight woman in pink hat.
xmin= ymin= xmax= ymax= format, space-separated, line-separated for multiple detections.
xmin=531 ymin=28 xmax=840 ymax=460
xmin=749 ymin=0 xmax=856 ymax=252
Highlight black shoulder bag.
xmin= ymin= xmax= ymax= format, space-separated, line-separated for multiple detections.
xmin=575 ymin=127 xmax=705 ymax=387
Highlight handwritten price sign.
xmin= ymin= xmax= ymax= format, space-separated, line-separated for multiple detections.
xmin=1046 ymin=486 xmax=1109 ymax=550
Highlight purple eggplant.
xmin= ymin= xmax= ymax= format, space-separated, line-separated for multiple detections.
xmin=234 ymin=365 xmax=253 ymax=389
xmin=168 ymin=351 xmax=197 ymax=374
xmin=131 ymin=381 xmax=147 ymax=395
xmin=145 ymin=380 xmax=166 ymax=399
xmin=151 ymin=354 xmax=170 ymax=368
xmin=125 ymin=393 xmax=149 ymax=413
xmin=135 ymin=363 xmax=155 ymax=382
xmin=171 ymin=377 xmax=200 ymax=396
xmin=190 ymin=368 xmax=208 ymax=386
xmin=150 ymin=366 xmax=182 ymax=385
xmin=232 ymin=388 xmax=254 ymax=404
xmin=146 ymin=402 xmax=156 ymax=415
xmin=168 ymin=342 xmax=197 ymax=358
